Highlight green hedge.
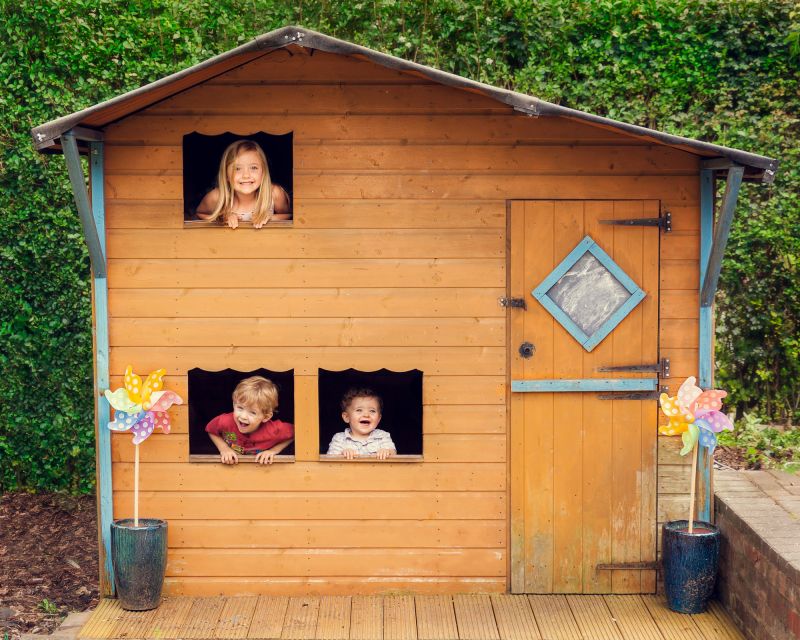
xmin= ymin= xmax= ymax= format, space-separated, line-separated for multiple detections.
xmin=1 ymin=0 xmax=797 ymax=493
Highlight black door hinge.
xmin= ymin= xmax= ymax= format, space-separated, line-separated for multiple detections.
xmin=600 ymin=211 xmax=671 ymax=233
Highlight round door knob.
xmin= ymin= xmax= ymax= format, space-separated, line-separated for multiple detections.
xmin=519 ymin=342 xmax=535 ymax=359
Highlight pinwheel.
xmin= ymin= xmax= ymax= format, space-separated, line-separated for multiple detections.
xmin=659 ymin=376 xmax=732 ymax=533
xmin=105 ymin=365 xmax=183 ymax=525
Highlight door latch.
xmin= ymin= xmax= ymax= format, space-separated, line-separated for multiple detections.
xmin=499 ymin=297 xmax=527 ymax=310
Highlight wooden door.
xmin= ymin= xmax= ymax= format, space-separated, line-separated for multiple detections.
xmin=509 ymin=200 xmax=660 ymax=594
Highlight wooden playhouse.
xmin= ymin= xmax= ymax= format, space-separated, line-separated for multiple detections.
xmin=32 ymin=26 xmax=777 ymax=597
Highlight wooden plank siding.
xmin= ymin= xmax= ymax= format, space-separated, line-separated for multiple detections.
xmin=100 ymin=48 xmax=700 ymax=594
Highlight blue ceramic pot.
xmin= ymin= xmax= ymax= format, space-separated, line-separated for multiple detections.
xmin=111 ymin=519 xmax=168 ymax=611
xmin=662 ymin=520 xmax=720 ymax=614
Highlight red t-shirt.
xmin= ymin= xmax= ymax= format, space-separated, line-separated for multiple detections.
xmin=205 ymin=412 xmax=294 ymax=455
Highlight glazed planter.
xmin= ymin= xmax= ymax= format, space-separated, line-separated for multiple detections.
xmin=662 ymin=520 xmax=720 ymax=614
xmin=111 ymin=518 xmax=168 ymax=611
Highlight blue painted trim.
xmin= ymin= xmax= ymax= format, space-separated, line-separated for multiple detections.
xmin=700 ymin=165 xmax=744 ymax=306
xmin=532 ymin=235 xmax=646 ymax=352
xmin=512 ymin=378 xmax=657 ymax=392
xmin=698 ymin=169 xmax=715 ymax=522
xmin=90 ymin=142 xmax=114 ymax=593
xmin=61 ymin=132 xmax=106 ymax=277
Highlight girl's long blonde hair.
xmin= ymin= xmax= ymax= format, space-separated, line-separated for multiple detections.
xmin=206 ymin=140 xmax=274 ymax=226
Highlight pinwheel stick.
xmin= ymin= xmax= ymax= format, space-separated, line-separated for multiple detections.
xmin=134 ymin=444 xmax=140 ymax=527
xmin=688 ymin=441 xmax=698 ymax=534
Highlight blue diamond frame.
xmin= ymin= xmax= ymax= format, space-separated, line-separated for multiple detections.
xmin=531 ymin=235 xmax=646 ymax=352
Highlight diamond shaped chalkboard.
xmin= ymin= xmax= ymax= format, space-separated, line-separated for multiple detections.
xmin=532 ymin=236 xmax=645 ymax=352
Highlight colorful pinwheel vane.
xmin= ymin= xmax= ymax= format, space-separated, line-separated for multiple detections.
xmin=658 ymin=376 xmax=732 ymax=457
xmin=105 ymin=366 xmax=183 ymax=444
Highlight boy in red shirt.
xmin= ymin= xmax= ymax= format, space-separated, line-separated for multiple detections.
xmin=206 ymin=376 xmax=294 ymax=464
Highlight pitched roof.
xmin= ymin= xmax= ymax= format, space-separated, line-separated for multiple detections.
xmin=32 ymin=25 xmax=777 ymax=182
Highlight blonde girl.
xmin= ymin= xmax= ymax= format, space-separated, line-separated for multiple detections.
xmin=196 ymin=140 xmax=291 ymax=228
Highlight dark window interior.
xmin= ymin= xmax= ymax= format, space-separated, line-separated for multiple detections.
xmin=318 ymin=369 xmax=423 ymax=456
xmin=188 ymin=368 xmax=295 ymax=456
xmin=182 ymin=132 xmax=293 ymax=220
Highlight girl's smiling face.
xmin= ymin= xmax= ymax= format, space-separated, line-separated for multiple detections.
xmin=341 ymin=396 xmax=382 ymax=441
xmin=230 ymin=149 xmax=264 ymax=197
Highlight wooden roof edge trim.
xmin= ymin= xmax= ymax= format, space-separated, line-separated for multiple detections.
xmin=32 ymin=25 xmax=779 ymax=183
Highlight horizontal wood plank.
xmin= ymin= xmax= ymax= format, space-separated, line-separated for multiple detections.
xmin=164 ymin=548 xmax=505 ymax=577
xmin=108 ymin=317 xmax=504 ymax=348
xmin=111 ymin=462 xmax=506 ymax=492
xmin=106 ymin=228 xmax=504 ymax=259
xmin=107 ymin=259 xmax=504 ymax=288
xmin=162 ymin=577 xmax=506 ymax=596
xmin=111 ymin=490 xmax=506 ymax=520
xmin=168 ymin=520 xmax=505 ymax=549
xmin=108 ymin=346 xmax=506 ymax=375
xmin=105 ymin=200 xmax=507 ymax=230
xmin=105 ymin=172 xmax=699 ymax=202
xmin=104 ymin=143 xmax=696 ymax=174
xmin=108 ymin=287 xmax=506 ymax=318
xmin=107 ymin=114 xmax=634 ymax=145
xmin=112 ymin=433 xmax=506 ymax=463
xmin=108 ymin=374 xmax=507 ymax=407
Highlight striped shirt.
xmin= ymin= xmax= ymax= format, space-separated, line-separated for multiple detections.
xmin=326 ymin=428 xmax=396 ymax=456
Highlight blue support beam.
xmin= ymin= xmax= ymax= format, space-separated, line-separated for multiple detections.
xmin=700 ymin=165 xmax=744 ymax=307
xmin=61 ymin=131 xmax=106 ymax=277
xmin=512 ymin=378 xmax=657 ymax=393
xmin=89 ymin=141 xmax=114 ymax=595
xmin=698 ymin=168 xmax=715 ymax=521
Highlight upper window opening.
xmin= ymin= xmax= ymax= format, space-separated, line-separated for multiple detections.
xmin=183 ymin=132 xmax=293 ymax=226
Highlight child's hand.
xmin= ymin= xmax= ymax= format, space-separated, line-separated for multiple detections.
xmin=224 ymin=213 xmax=239 ymax=229
xmin=253 ymin=214 xmax=272 ymax=229
xmin=342 ymin=449 xmax=357 ymax=460
xmin=255 ymin=450 xmax=277 ymax=465
xmin=220 ymin=449 xmax=238 ymax=464
xmin=376 ymin=449 xmax=395 ymax=460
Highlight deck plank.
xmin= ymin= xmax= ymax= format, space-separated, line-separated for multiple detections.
xmin=642 ymin=595 xmax=704 ymax=640
xmin=566 ymin=595 xmax=622 ymax=640
xmin=707 ymin=601 xmax=747 ymax=640
xmin=490 ymin=595 xmax=541 ymax=640
xmin=603 ymin=596 xmax=662 ymax=640
xmin=415 ymin=595 xmax=457 ymax=640
xmin=315 ymin=596 xmax=351 ymax=640
xmin=182 ymin=596 xmax=227 ymax=639
xmin=144 ymin=597 xmax=194 ymax=638
xmin=109 ymin=604 xmax=161 ymax=639
xmin=383 ymin=596 xmax=417 ymax=640
xmin=214 ymin=596 xmax=258 ymax=638
xmin=453 ymin=595 xmax=499 ymax=640
xmin=79 ymin=599 xmax=123 ymax=639
xmin=248 ymin=596 xmax=289 ymax=639
xmin=281 ymin=597 xmax=320 ymax=640
xmin=528 ymin=596 xmax=581 ymax=640
xmin=349 ymin=596 xmax=383 ymax=640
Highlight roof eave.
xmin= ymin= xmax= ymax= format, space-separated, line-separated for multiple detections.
xmin=31 ymin=25 xmax=779 ymax=183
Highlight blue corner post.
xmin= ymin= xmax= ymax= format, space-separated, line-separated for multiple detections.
xmin=698 ymin=165 xmax=744 ymax=522
xmin=62 ymin=131 xmax=113 ymax=593
xmin=698 ymin=169 xmax=714 ymax=522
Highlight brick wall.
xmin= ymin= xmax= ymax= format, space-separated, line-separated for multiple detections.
xmin=715 ymin=494 xmax=800 ymax=639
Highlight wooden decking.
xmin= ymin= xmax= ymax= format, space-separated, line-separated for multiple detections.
xmin=79 ymin=594 xmax=744 ymax=639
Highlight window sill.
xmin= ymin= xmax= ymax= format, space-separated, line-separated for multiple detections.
xmin=183 ymin=220 xmax=293 ymax=229
xmin=189 ymin=454 xmax=295 ymax=463
xmin=318 ymin=454 xmax=423 ymax=462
